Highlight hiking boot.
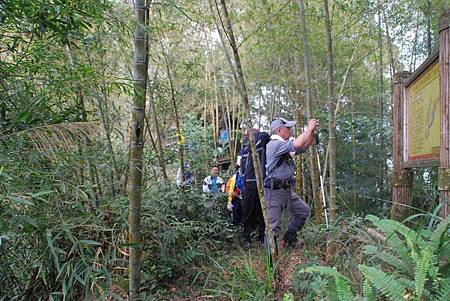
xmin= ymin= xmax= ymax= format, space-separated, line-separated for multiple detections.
xmin=280 ymin=230 xmax=298 ymax=249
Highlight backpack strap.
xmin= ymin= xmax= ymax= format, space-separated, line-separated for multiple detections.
xmin=275 ymin=153 xmax=291 ymax=169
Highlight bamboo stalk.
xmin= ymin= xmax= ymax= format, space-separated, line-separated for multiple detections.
xmin=298 ymin=0 xmax=323 ymax=223
xmin=128 ymin=0 xmax=149 ymax=297
xmin=147 ymin=67 xmax=169 ymax=181
xmin=223 ymin=75 xmax=236 ymax=167
xmin=323 ymin=0 xmax=337 ymax=222
xmin=161 ymin=42 xmax=185 ymax=187
xmin=291 ymin=80 xmax=303 ymax=197
xmin=218 ymin=0 xmax=278 ymax=262
xmin=203 ymin=52 xmax=209 ymax=174
xmin=378 ymin=10 xmax=386 ymax=195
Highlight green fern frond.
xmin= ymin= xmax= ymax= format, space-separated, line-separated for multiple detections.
xmin=405 ymin=235 xmax=419 ymax=262
xmin=334 ymin=275 xmax=354 ymax=301
xmin=366 ymin=215 xmax=380 ymax=223
xmin=381 ymin=219 xmax=427 ymax=250
xmin=372 ymin=218 xmax=420 ymax=244
xmin=430 ymin=216 xmax=450 ymax=254
xmin=397 ymin=277 xmax=416 ymax=290
xmin=300 ymin=266 xmax=354 ymax=301
xmin=363 ymin=244 xmax=379 ymax=255
xmin=435 ymin=277 xmax=450 ymax=301
xmin=370 ymin=218 xmax=421 ymax=270
xmin=301 ymin=266 xmax=351 ymax=283
xmin=358 ymin=265 xmax=406 ymax=301
xmin=376 ymin=251 xmax=414 ymax=278
xmin=371 ymin=220 xmax=409 ymax=254
xmin=362 ymin=278 xmax=376 ymax=301
xmin=428 ymin=253 xmax=440 ymax=280
xmin=382 ymin=233 xmax=416 ymax=272
xmin=415 ymin=246 xmax=431 ymax=299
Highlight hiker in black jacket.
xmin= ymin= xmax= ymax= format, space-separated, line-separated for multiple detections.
xmin=239 ymin=130 xmax=270 ymax=246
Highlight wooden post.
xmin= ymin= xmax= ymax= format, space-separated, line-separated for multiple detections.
xmin=439 ymin=9 xmax=450 ymax=218
xmin=391 ymin=71 xmax=413 ymax=221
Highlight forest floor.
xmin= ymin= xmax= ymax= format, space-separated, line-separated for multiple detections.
xmin=156 ymin=235 xmax=320 ymax=301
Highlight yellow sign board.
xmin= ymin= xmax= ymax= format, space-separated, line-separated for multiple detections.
xmin=406 ymin=60 xmax=440 ymax=162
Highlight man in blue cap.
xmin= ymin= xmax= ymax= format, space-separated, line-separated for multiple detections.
xmin=265 ymin=117 xmax=318 ymax=249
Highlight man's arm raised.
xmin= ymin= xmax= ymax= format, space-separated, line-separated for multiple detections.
xmin=293 ymin=119 xmax=319 ymax=150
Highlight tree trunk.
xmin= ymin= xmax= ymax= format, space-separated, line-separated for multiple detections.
xmin=147 ymin=68 xmax=169 ymax=181
xmin=66 ymin=45 xmax=97 ymax=204
xmin=223 ymin=76 xmax=236 ymax=167
xmin=86 ymin=50 xmax=118 ymax=197
xmin=258 ymin=86 xmax=264 ymax=128
xmin=161 ymin=43 xmax=185 ymax=187
xmin=231 ymin=82 xmax=240 ymax=158
xmin=203 ymin=55 xmax=210 ymax=174
xmin=213 ymin=59 xmax=219 ymax=148
xmin=291 ymin=79 xmax=303 ymax=198
xmin=97 ymin=82 xmax=117 ymax=197
xmin=299 ymin=0 xmax=323 ymax=223
xmin=144 ymin=97 xmax=165 ymax=181
xmin=128 ymin=0 xmax=149 ymax=297
xmin=323 ymin=0 xmax=336 ymax=222
xmin=218 ymin=0 xmax=278 ymax=261
xmin=208 ymin=0 xmax=239 ymax=85
xmin=378 ymin=11 xmax=386 ymax=196
xmin=83 ymin=137 xmax=101 ymax=205
xmin=382 ymin=6 xmax=395 ymax=87
xmin=350 ymin=71 xmax=357 ymax=210
xmin=66 ymin=45 xmax=87 ymax=122
xmin=426 ymin=0 xmax=432 ymax=55
xmin=410 ymin=14 xmax=420 ymax=71
xmin=321 ymin=33 xmax=362 ymax=190
xmin=269 ymin=85 xmax=278 ymax=121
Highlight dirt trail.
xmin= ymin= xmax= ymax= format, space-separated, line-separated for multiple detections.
xmin=275 ymin=244 xmax=306 ymax=300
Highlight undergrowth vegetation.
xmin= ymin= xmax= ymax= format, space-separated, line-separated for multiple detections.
xmin=1 ymin=131 xmax=449 ymax=300
xmin=1 ymin=184 xmax=235 ymax=299
xmin=293 ymin=214 xmax=450 ymax=301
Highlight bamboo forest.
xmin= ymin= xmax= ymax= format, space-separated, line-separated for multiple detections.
xmin=2 ymin=0 xmax=450 ymax=300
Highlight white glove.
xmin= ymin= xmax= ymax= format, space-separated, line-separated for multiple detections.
xmin=227 ymin=202 xmax=233 ymax=211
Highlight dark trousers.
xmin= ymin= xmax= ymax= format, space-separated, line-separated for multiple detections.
xmin=242 ymin=187 xmax=265 ymax=242
xmin=232 ymin=198 xmax=242 ymax=225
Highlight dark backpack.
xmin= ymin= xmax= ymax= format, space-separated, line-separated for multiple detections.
xmin=239 ymin=132 xmax=270 ymax=190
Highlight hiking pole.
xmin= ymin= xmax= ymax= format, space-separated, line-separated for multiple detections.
xmin=315 ymin=134 xmax=329 ymax=230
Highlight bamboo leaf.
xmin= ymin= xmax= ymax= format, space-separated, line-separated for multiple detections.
xmin=79 ymin=239 xmax=101 ymax=246
xmin=46 ymin=230 xmax=61 ymax=273
xmin=8 ymin=195 xmax=33 ymax=206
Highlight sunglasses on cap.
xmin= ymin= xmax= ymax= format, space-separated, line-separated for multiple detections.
xmin=271 ymin=117 xmax=289 ymax=124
